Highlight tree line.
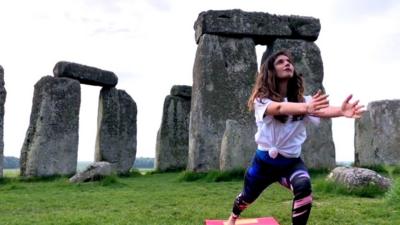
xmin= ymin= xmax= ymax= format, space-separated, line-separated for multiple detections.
xmin=3 ymin=156 xmax=154 ymax=169
xmin=3 ymin=156 xmax=19 ymax=168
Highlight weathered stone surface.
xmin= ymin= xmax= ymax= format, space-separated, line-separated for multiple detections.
xmin=265 ymin=39 xmax=336 ymax=169
xmin=264 ymin=39 xmax=325 ymax=94
xmin=95 ymin=87 xmax=137 ymax=174
xmin=0 ymin=65 xmax=6 ymax=177
xmin=0 ymin=66 xmax=4 ymax=85
xmin=188 ymin=34 xmax=257 ymax=171
xmin=327 ymin=167 xmax=392 ymax=191
xmin=155 ymin=85 xmax=191 ymax=171
xmin=355 ymin=100 xmax=400 ymax=166
xmin=170 ymin=85 xmax=191 ymax=99
xmin=220 ymin=120 xmax=255 ymax=171
xmin=303 ymin=119 xmax=336 ymax=169
xmin=194 ymin=9 xmax=320 ymax=44
xmin=53 ymin=61 xmax=118 ymax=87
xmin=69 ymin=161 xmax=114 ymax=183
xmin=191 ymin=11 xmax=333 ymax=170
xmin=20 ymin=76 xmax=80 ymax=177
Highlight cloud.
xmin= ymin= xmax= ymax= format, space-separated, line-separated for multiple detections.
xmin=92 ymin=27 xmax=132 ymax=36
xmin=147 ymin=0 xmax=171 ymax=12
xmin=82 ymin=0 xmax=123 ymax=14
xmin=332 ymin=0 xmax=398 ymax=22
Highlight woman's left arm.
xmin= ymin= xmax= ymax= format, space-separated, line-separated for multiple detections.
xmin=312 ymin=94 xmax=365 ymax=118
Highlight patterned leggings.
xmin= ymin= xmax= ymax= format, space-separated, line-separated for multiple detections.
xmin=231 ymin=150 xmax=313 ymax=225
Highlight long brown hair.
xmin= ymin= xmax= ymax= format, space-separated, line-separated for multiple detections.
xmin=247 ymin=50 xmax=305 ymax=123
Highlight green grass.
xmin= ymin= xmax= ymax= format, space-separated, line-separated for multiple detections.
xmin=314 ymin=179 xmax=388 ymax=198
xmin=0 ymin=171 xmax=399 ymax=225
xmin=386 ymin=178 xmax=400 ymax=209
xmin=3 ymin=168 xmax=19 ymax=177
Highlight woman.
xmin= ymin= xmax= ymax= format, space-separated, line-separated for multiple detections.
xmin=227 ymin=50 xmax=364 ymax=225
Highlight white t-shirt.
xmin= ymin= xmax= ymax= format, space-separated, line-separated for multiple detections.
xmin=254 ymin=96 xmax=320 ymax=158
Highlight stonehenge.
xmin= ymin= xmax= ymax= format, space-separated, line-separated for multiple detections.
xmin=1 ymin=10 xmax=399 ymax=178
xmin=156 ymin=10 xmax=399 ymax=172
xmin=20 ymin=62 xmax=137 ymax=177
xmin=188 ymin=9 xmax=335 ymax=171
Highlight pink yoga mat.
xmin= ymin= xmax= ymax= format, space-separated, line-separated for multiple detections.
xmin=205 ymin=217 xmax=280 ymax=225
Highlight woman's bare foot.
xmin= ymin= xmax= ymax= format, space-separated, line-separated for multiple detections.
xmin=226 ymin=213 xmax=238 ymax=225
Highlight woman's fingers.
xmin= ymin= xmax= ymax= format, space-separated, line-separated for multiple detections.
xmin=355 ymin=105 xmax=364 ymax=111
xmin=344 ymin=94 xmax=353 ymax=104
xmin=316 ymin=94 xmax=329 ymax=105
xmin=354 ymin=106 xmax=366 ymax=116
xmin=351 ymin=100 xmax=360 ymax=107
xmin=308 ymin=93 xmax=329 ymax=113
xmin=348 ymin=104 xmax=365 ymax=118
xmin=314 ymin=93 xmax=328 ymax=102
xmin=312 ymin=90 xmax=322 ymax=98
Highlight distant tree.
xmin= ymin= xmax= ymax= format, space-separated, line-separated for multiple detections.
xmin=133 ymin=157 xmax=154 ymax=169
xmin=3 ymin=156 xmax=156 ymax=169
xmin=3 ymin=156 xmax=20 ymax=169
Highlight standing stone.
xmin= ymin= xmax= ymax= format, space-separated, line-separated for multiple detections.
xmin=265 ymin=39 xmax=336 ymax=169
xmin=220 ymin=120 xmax=255 ymax=171
xmin=355 ymin=100 xmax=400 ymax=166
xmin=188 ymin=34 xmax=257 ymax=171
xmin=155 ymin=85 xmax=191 ymax=171
xmin=0 ymin=66 xmax=6 ymax=177
xmin=95 ymin=87 xmax=137 ymax=174
xmin=53 ymin=61 xmax=118 ymax=87
xmin=20 ymin=76 xmax=80 ymax=177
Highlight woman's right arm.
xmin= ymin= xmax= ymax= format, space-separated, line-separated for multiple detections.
xmin=265 ymin=92 xmax=329 ymax=116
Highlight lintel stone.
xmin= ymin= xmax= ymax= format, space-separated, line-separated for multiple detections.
xmin=194 ymin=9 xmax=320 ymax=44
xmin=53 ymin=61 xmax=118 ymax=87
xmin=170 ymin=85 xmax=191 ymax=99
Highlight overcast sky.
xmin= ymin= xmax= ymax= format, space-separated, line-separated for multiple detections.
xmin=0 ymin=0 xmax=399 ymax=162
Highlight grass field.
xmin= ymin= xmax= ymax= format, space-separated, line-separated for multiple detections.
xmin=0 ymin=169 xmax=399 ymax=225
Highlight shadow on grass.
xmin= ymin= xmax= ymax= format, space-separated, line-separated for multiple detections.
xmin=146 ymin=167 xmax=185 ymax=175
xmin=0 ymin=173 xmax=127 ymax=188
xmin=20 ymin=175 xmax=69 ymax=182
xmin=177 ymin=168 xmax=245 ymax=182
xmin=71 ymin=175 xmax=127 ymax=188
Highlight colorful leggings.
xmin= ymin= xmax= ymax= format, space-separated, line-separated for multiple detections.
xmin=232 ymin=150 xmax=312 ymax=225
